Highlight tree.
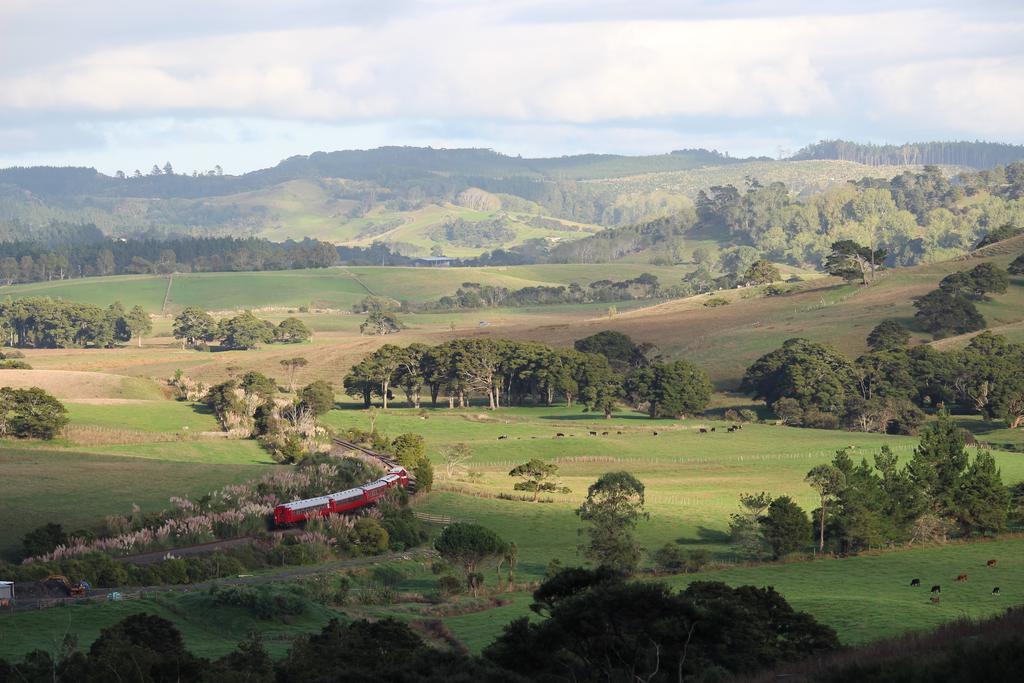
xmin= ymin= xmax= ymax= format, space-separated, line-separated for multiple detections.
xmin=441 ymin=442 xmax=473 ymax=480
xmin=434 ymin=523 xmax=508 ymax=593
xmin=509 ymin=458 xmax=569 ymax=502
xmin=219 ymin=311 xmax=276 ymax=349
xmin=365 ymin=345 xmax=406 ymax=409
xmin=626 ymin=360 xmax=712 ymax=418
xmin=579 ymin=353 xmax=623 ymax=419
xmin=275 ymin=317 xmax=311 ymax=343
xmin=955 ymin=450 xmax=1010 ymax=535
xmin=21 ymin=522 xmax=67 ymax=559
xmin=298 ymin=380 xmax=335 ymax=416
xmin=914 ymin=289 xmax=985 ymax=338
xmin=825 ymin=240 xmax=886 ymax=284
xmin=759 ymin=496 xmax=810 ymax=558
xmin=280 ymin=357 xmax=309 ymax=392
xmin=867 ymin=319 xmax=911 ymax=352
xmin=172 ymin=306 xmax=217 ymax=348
xmin=805 ymin=463 xmax=847 ymax=552
xmin=729 ymin=491 xmax=773 ymax=559
xmin=577 ymin=472 xmax=647 ymax=574
xmin=906 ymin=411 xmax=968 ymax=518
xmin=1009 ymin=254 xmax=1024 ymax=275
xmin=360 ymin=310 xmax=404 ymax=335
xmin=940 ymin=263 xmax=1009 ymax=300
xmin=741 ymin=338 xmax=857 ymax=416
xmin=122 ymin=304 xmax=152 ymax=347
xmin=742 ymin=259 xmax=781 ymax=285
xmin=391 ymin=432 xmax=433 ymax=492
xmin=0 ymin=387 xmax=69 ymax=439
xmin=573 ymin=330 xmax=653 ymax=371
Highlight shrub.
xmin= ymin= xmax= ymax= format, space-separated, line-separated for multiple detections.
xmin=703 ymin=297 xmax=729 ymax=307
xmin=350 ymin=517 xmax=389 ymax=553
xmin=437 ymin=574 xmax=463 ymax=596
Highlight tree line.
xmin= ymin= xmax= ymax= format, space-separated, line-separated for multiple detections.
xmin=342 ymin=332 xmax=711 ymax=419
xmin=792 ymin=140 xmax=1024 ymax=169
xmin=731 ymin=413 xmax=1014 ymax=561
xmin=172 ymin=306 xmax=310 ymax=350
xmin=742 ymin=325 xmax=1024 ymax=434
xmin=0 ymin=298 xmax=151 ymax=349
xmin=0 ymin=231 xmax=338 ymax=285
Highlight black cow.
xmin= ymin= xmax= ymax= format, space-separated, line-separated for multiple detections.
xmin=910 ymin=578 xmax=921 ymax=587
xmin=699 ymin=428 xmax=708 ymax=434
xmin=602 ymin=432 xmax=608 ymax=436
xmin=555 ymin=433 xmax=565 ymax=438
xmin=931 ymin=585 xmax=941 ymax=594
xmin=653 ymin=431 xmax=659 ymax=436
xmin=710 ymin=427 xmax=716 ymax=433
xmin=498 ymin=435 xmax=508 ymax=440
xmin=589 ymin=431 xmax=598 ymax=436
xmin=993 ymin=587 xmax=1001 ymax=595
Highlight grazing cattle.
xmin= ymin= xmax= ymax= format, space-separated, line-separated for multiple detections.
xmin=727 ymin=426 xmax=737 ymax=432
xmin=910 ymin=578 xmax=921 ymax=587
xmin=602 ymin=431 xmax=609 ymax=436
xmin=555 ymin=433 xmax=565 ymax=438
xmin=498 ymin=435 xmax=508 ymax=440
xmin=616 ymin=431 xmax=623 ymax=435
xmin=931 ymin=585 xmax=941 ymax=593
xmin=699 ymin=428 xmax=708 ymax=434
xmin=956 ymin=573 xmax=968 ymax=583
xmin=992 ymin=587 xmax=1001 ymax=596
xmin=589 ymin=431 xmax=598 ymax=436
xmin=930 ymin=595 xmax=941 ymax=604
xmin=987 ymin=559 xmax=998 ymax=567
xmin=653 ymin=431 xmax=659 ymax=436
xmin=710 ymin=427 xmax=716 ymax=432
xmin=733 ymin=425 xmax=742 ymax=430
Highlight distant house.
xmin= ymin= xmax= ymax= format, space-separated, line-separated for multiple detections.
xmin=412 ymin=256 xmax=453 ymax=268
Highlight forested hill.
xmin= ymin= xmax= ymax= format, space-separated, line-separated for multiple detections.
xmin=792 ymin=140 xmax=1024 ymax=169
xmin=0 ymin=147 xmax=751 ymax=200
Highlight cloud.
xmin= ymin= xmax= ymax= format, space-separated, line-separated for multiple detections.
xmin=0 ymin=1 xmax=1022 ymax=170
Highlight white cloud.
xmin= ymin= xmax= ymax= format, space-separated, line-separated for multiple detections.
xmin=0 ymin=2 xmax=1022 ymax=169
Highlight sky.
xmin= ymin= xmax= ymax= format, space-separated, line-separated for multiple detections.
xmin=1 ymin=0 xmax=1023 ymax=175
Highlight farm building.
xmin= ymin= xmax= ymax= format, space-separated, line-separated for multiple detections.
xmin=411 ymin=256 xmax=453 ymax=267
xmin=0 ymin=581 xmax=13 ymax=605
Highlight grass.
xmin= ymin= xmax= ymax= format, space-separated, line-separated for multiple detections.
xmin=65 ymin=400 xmax=219 ymax=433
xmin=442 ymin=537 xmax=1024 ymax=653
xmin=0 ymin=446 xmax=270 ymax=560
xmin=0 ymin=591 xmax=339 ymax=660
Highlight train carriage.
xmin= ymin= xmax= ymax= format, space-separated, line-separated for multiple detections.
xmin=272 ymin=465 xmax=410 ymax=527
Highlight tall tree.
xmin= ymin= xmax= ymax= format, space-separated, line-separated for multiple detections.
xmin=805 ymin=463 xmax=847 ymax=552
xmin=576 ymin=471 xmax=647 ymax=574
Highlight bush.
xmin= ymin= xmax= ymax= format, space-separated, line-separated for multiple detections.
xmin=21 ymin=523 xmax=67 ymax=559
xmin=350 ymin=517 xmax=389 ymax=553
xmin=206 ymin=584 xmax=308 ymax=620
xmin=437 ymin=574 xmax=463 ymax=596
xmin=0 ymin=359 xmax=31 ymax=369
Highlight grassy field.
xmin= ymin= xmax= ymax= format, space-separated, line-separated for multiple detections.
xmin=0 ymin=447 xmax=271 ymax=560
xmin=442 ymin=537 xmax=1024 ymax=652
xmin=0 ymin=591 xmax=338 ymax=660
xmin=0 ymin=263 xmax=690 ymax=313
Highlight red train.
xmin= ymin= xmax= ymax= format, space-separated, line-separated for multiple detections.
xmin=272 ymin=466 xmax=410 ymax=526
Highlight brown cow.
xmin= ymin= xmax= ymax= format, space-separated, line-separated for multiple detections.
xmin=930 ymin=595 xmax=941 ymax=604
xmin=956 ymin=573 xmax=968 ymax=583
xmin=987 ymin=559 xmax=998 ymax=567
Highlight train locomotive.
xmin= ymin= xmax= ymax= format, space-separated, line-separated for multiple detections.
xmin=272 ymin=465 xmax=410 ymax=526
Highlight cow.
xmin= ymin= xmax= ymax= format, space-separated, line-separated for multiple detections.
xmin=617 ymin=431 xmax=623 ymax=435
xmin=589 ymin=431 xmax=598 ymax=436
xmin=956 ymin=573 xmax=968 ymax=583
xmin=653 ymin=431 xmax=659 ymax=436
xmin=910 ymin=578 xmax=921 ymax=587
xmin=710 ymin=427 xmax=716 ymax=432
xmin=987 ymin=559 xmax=998 ymax=567
xmin=732 ymin=425 xmax=742 ymax=430
xmin=699 ymin=428 xmax=708 ymax=434
xmin=602 ymin=432 xmax=609 ymax=436
xmin=498 ymin=435 xmax=508 ymax=440
xmin=931 ymin=585 xmax=941 ymax=593
xmin=930 ymin=595 xmax=941 ymax=605
xmin=727 ymin=426 xmax=737 ymax=432
xmin=555 ymin=433 xmax=565 ymax=438
xmin=992 ymin=587 xmax=1001 ymax=596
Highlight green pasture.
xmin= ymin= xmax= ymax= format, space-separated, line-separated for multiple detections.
xmin=65 ymin=400 xmax=219 ymax=433
xmin=0 ymin=263 xmax=688 ymax=313
xmin=442 ymin=537 xmax=1024 ymax=652
xmin=0 ymin=591 xmax=338 ymax=661
xmin=0 ymin=447 xmax=269 ymax=560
